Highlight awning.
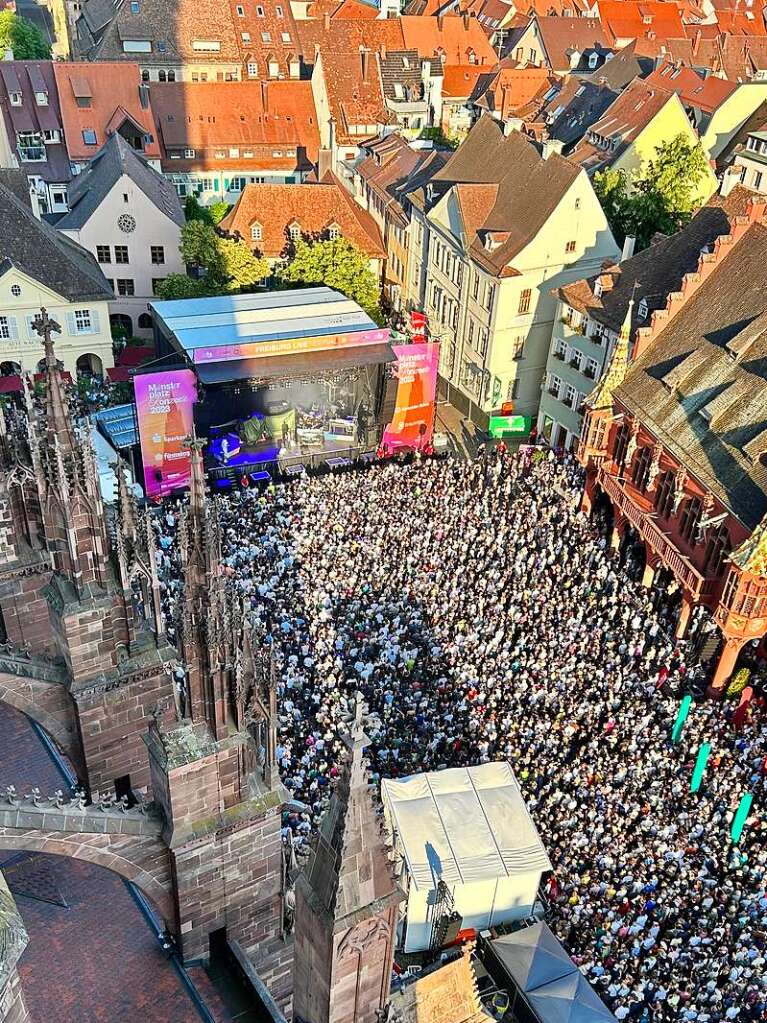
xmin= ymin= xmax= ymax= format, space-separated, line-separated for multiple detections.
xmin=488 ymin=923 xmax=575 ymax=993
xmin=0 ymin=375 xmax=22 ymax=393
xmin=195 ymin=342 xmax=394 ymax=385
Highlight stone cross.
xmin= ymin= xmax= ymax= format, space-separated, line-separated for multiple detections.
xmin=31 ymin=307 xmax=62 ymax=367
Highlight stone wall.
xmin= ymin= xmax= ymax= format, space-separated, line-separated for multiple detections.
xmin=0 ymin=871 xmax=30 ymax=1023
xmin=0 ymin=562 xmax=54 ymax=654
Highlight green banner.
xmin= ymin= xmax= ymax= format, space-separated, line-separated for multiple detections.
xmin=691 ymin=742 xmax=711 ymax=793
xmin=731 ymin=792 xmax=753 ymax=844
xmin=489 ymin=415 xmax=531 ymax=438
xmin=671 ymin=694 xmax=693 ymax=743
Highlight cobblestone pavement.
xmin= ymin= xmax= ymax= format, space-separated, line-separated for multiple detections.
xmin=0 ymin=702 xmax=235 ymax=1023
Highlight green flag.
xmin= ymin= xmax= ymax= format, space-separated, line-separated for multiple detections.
xmin=691 ymin=742 xmax=711 ymax=793
xmin=731 ymin=793 xmax=753 ymax=844
xmin=671 ymin=694 xmax=693 ymax=743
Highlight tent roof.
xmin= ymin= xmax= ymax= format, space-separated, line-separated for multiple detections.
xmin=381 ymin=762 xmax=551 ymax=891
xmin=527 ymin=970 xmax=614 ymax=1023
xmin=488 ymin=922 xmax=576 ymax=993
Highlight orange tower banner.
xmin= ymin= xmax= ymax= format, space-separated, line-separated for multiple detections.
xmin=381 ymin=343 xmax=440 ymax=454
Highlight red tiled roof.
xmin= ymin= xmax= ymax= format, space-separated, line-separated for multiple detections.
xmin=318 ymin=49 xmax=393 ymax=144
xmin=713 ymin=8 xmax=767 ymax=35
xmin=152 ymin=80 xmax=319 ymax=167
xmin=646 ymin=59 xmax=737 ymax=113
xmin=598 ymin=1 xmax=686 ymax=55
xmin=296 ymin=18 xmax=406 ymax=56
xmin=53 ymin=62 xmax=160 ymax=163
xmin=533 ymin=16 xmax=611 ymax=70
xmin=219 ymin=177 xmax=385 ymax=257
xmin=663 ymin=33 xmax=767 ymax=80
xmin=400 ymin=14 xmax=498 ymax=64
xmin=572 ymin=77 xmax=673 ymax=172
xmin=442 ymin=63 xmax=488 ymax=97
xmin=473 ymin=65 xmax=555 ymax=119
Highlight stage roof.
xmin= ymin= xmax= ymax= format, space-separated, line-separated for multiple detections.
xmin=488 ymin=923 xmax=575 ymax=994
xmin=195 ymin=342 xmax=395 ymax=385
xmin=151 ymin=288 xmax=383 ymax=362
xmin=527 ymin=970 xmax=614 ymax=1023
xmin=92 ymin=403 xmax=138 ymax=450
xmin=381 ymin=763 xmax=552 ymax=891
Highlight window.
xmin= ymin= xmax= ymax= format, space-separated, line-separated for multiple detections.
xmin=9 ymin=91 xmax=21 ymax=107
xmin=281 ymin=31 xmax=291 ymax=42
xmin=632 ymin=446 xmax=653 ymax=492
xmin=512 ymin=336 xmax=524 ymax=360
xmin=116 ymin=279 xmax=135 ymax=296
xmin=637 ymin=297 xmax=649 ymax=321
xmin=115 ymin=245 xmax=129 ymax=264
xmin=0 ymin=316 xmax=18 ymax=340
xmin=130 ymin=0 xmax=140 ymax=10
xmin=655 ymin=470 xmax=675 ymax=519
xmin=10 ymin=284 xmax=20 ymax=297
xmin=569 ymin=349 xmax=582 ymax=371
xmin=242 ymin=32 xmax=251 ymax=41
xmin=574 ymin=197 xmax=581 ymax=210
xmin=96 ymin=245 xmax=111 ymax=263
xmin=564 ymin=383 xmax=577 ymax=408
xmin=478 ymin=327 xmax=489 ymax=356
xmin=256 ymin=3 xmax=264 ymax=11
xmin=755 ymin=171 xmax=763 ymax=191
xmin=485 ymin=281 xmax=496 ymax=311
xmin=192 ymin=40 xmax=221 ymax=51
xmin=565 ymin=240 xmax=577 ymax=253
xmin=152 ymin=278 xmax=166 ymax=295
xmin=35 ymin=91 xmax=48 ymax=107
xmin=471 ymin=271 xmax=479 ymax=300
xmin=74 ymin=308 xmax=93 ymax=333
xmin=250 ymin=222 xmax=263 ymax=241
xmin=151 ymin=245 xmax=165 ymax=264
xmin=82 ymin=129 xmax=98 ymax=145
xmin=518 ymin=288 xmax=531 ymax=314
xmin=247 ymin=62 xmax=258 ymax=77
xmin=142 ymin=69 xmax=150 ymax=81
xmin=680 ymin=497 xmax=702 ymax=545
xmin=276 ymin=3 xmax=283 ymax=12
xmin=236 ymin=3 xmax=244 ymax=11
xmin=138 ymin=313 xmax=153 ymax=330
xmin=508 ymin=377 xmax=519 ymax=400
xmin=184 ymin=148 xmax=195 ymax=158
xmin=584 ymin=357 xmax=599 ymax=379
xmin=327 ymin=223 xmax=340 ymax=240
xmin=261 ymin=31 xmax=271 ymax=41
xmin=288 ymin=221 xmax=300 ymax=241
xmin=122 ymin=39 xmax=152 ymax=52
xmin=42 ymin=129 xmax=60 ymax=143
xmin=17 ymin=132 xmax=45 ymax=161
xmin=704 ymin=524 xmax=730 ymax=576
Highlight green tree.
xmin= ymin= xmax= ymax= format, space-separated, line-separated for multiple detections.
xmin=208 ymin=200 xmax=230 ymax=225
xmin=218 ymin=236 xmax=269 ymax=290
xmin=183 ymin=195 xmax=211 ymax=223
xmin=154 ymin=273 xmax=223 ymax=300
xmin=0 ymin=11 xmax=51 ymax=59
xmin=277 ymin=238 xmax=383 ymax=322
xmin=177 ymin=222 xmax=268 ymax=293
xmin=594 ymin=134 xmax=710 ymax=249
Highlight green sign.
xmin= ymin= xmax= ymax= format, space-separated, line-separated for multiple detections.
xmin=671 ymin=694 xmax=693 ymax=743
xmin=691 ymin=742 xmax=711 ymax=793
xmin=731 ymin=792 xmax=753 ymax=844
xmin=489 ymin=415 xmax=531 ymax=438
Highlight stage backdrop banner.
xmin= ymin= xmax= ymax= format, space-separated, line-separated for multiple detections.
xmin=134 ymin=369 xmax=197 ymax=499
xmin=382 ymin=343 xmax=440 ymax=453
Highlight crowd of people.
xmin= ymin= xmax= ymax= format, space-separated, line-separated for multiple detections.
xmin=157 ymin=449 xmax=767 ymax=1021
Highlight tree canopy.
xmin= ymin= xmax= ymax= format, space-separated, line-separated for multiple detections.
xmin=277 ymin=238 xmax=383 ymax=323
xmin=0 ymin=11 xmax=51 ymax=59
xmin=154 ymin=273 xmax=223 ymax=301
xmin=178 ymin=221 xmax=268 ymax=293
xmin=594 ymin=134 xmax=710 ymax=250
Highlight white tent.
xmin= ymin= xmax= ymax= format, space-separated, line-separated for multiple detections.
xmin=382 ymin=763 xmax=551 ymax=952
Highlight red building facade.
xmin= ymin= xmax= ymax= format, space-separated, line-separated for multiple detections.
xmin=578 ymin=198 xmax=767 ymax=691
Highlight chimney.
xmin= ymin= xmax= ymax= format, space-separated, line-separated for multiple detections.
xmin=261 ymin=79 xmax=269 ymax=111
xmin=361 ymin=48 xmax=369 ymax=80
xmin=541 ymin=138 xmax=564 ymax=159
xmin=317 ymin=148 xmax=332 ymax=180
xmin=139 ymin=82 xmax=150 ymax=109
xmin=437 ymin=13 xmax=444 ymax=29
xmin=621 ymin=235 xmax=636 ymax=261
xmin=463 ymin=11 xmax=470 ymax=28
xmin=323 ymin=11 xmax=330 ymax=29
xmin=503 ymin=116 xmax=523 ymax=135
xmin=28 ymin=182 xmax=42 ymax=220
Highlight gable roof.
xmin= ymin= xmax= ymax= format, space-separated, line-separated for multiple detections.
xmin=317 ymin=48 xmax=394 ymax=144
xmin=663 ymin=33 xmax=767 ymax=81
xmin=533 ymin=16 xmax=611 ymax=71
xmin=442 ymin=62 xmax=488 ymax=98
xmin=57 ymin=133 xmax=183 ymax=231
xmin=581 ymin=39 xmax=651 ymax=90
xmin=400 ymin=14 xmax=498 ymax=64
xmin=431 ymin=114 xmax=581 ymax=274
xmin=598 ymin=0 xmax=686 ymax=56
xmin=615 ymin=216 xmax=767 ymax=530
xmin=356 ymin=133 xmax=450 ymax=225
xmin=296 ymin=17 xmax=406 ymax=58
xmin=571 ymin=77 xmax=674 ymax=173
xmin=151 ymin=80 xmax=320 ymax=170
xmin=558 ymin=186 xmax=751 ymax=335
xmin=0 ymin=183 xmax=112 ymax=301
xmin=0 ymin=61 xmax=71 ymax=186
xmin=472 ymin=65 xmax=556 ymax=120
xmin=544 ymin=77 xmax=618 ymax=148
xmin=219 ymin=178 xmax=385 ymax=257
xmin=645 ymin=59 xmax=737 ymax=113
xmin=53 ymin=62 xmax=160 ymax=163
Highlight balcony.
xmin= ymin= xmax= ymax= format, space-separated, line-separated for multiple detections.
xmin=597 ymin=466 xmax=707 ymax=598
xmin=18 ymin=145 xmax=45 ymax=162
xmin=553 ymin=351 xmax=565 ymax=362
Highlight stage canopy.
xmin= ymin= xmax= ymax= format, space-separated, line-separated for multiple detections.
xmin=381 ymin=763 xmax=552 ymax=890
xmin=92 ymin=403 xmax=138 ymax=450
xmin=527 ymin=970 xmax=614 ymax=1023
xmin=151 ymin=287 xmax=390 ymax=369
xmin=195 ymin=342 xmax=395 ymax=386
xmin=488 ymin=923 xmax=575 ymax=993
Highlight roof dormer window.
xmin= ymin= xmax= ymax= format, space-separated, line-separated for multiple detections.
xmin=251 ymin=222 xmax=263 ymax=241
xmin=35 ymin=91 xmax=48 ymax=106
xmin=637 ymin=297 xmax=649 ymax=321
xmin=288 ymin=221 xmax=301 ymax=241
xmin=327 ymin=223 xmax=341 ymax=240
xmin=9 ymin=91 xmax=21 ymax=106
